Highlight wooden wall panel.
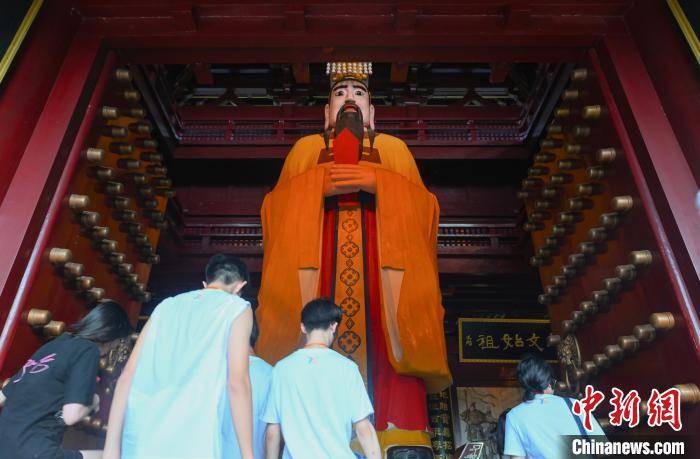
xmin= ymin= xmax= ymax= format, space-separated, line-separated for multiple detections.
xmin=520 ymin=60 xmax=700 ymax=441
xmin=1 ymin=62 xmax=175 ymax=434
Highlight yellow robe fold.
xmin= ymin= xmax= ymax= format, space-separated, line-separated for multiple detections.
xmin=256 ymin=133 xmax=452 ymax=392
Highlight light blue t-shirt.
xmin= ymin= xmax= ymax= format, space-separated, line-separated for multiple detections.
xmin=223 ymin=355 xmax=273 ymax=459
xmin=261 ymin=348 xmax=373 ymax=459
xmin=122 ymin=289 xmax=250 ymax=459
xmin=504 ymin=394 xmax=606 ymax=459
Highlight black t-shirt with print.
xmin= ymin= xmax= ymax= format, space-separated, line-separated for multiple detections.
xmin=0 ymin=333 xmax=100 ymax=459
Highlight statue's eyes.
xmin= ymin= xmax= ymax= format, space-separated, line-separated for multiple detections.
xmin=355 ymin=90 xmax=365 ymax=97
xmin=335 ymin=90 xmax=346 ymax=97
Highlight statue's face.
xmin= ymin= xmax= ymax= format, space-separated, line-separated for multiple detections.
xmin=324 ymin=79 xmax=375 ymax=131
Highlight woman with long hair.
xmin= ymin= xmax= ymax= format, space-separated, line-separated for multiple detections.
xmin=0 ymin=301 xmax=133 ymax=459
xmin=503 ymin=354 xmax=607 ymax=458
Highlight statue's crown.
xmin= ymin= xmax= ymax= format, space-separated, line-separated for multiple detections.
xmin=326 ymin=62 xmax=372 ymax=88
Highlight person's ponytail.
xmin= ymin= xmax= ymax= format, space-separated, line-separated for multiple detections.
xmin=516 ymin=354 xmax=554 ymax=402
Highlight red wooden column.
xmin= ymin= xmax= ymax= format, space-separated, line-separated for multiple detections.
xmin=0 ymin=32 xmax=103 ymax=369
xmin=625 ymin=0 xmax=700 ymax=183
xmin=596 ymin=36 xmax=700 ymax=311
xmin=0 ymin=0 xmax=80 ymax=203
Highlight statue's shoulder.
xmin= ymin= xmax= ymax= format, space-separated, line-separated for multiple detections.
xmin=292 ymin=134 xmax=325 ymax=150
xmin=375 ymin=133 xmax=409 ymax=153
xmin=279 ymin=134 xmax=325 ymax=175
xmin=375 ymin=132 xmax=405 ymax=146
xmin=374 ymin=133 xmax=422 ymax=180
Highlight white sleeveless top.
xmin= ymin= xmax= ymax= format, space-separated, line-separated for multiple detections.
xmin=122 ymin=289 xmax=250 ymax=459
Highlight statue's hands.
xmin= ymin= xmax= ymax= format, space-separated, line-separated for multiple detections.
xmin=323 ymin=164 xmax=377 ymax=196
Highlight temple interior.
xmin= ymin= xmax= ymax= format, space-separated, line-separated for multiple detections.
xmin=147 ymin=62 xmax=555 ymax=381
xmin=1 ymin=1 xmax=699 ymax=457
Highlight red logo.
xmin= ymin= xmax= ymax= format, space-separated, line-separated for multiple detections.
xmin=567 ymin=385 xmax=684 ymax=431
xmin=608 ymin=387 xmax=641 ymax=428
xmin=572 ymin=385 xmax=605 ymax=431
xmin=647 ymin=387 xmax=682 ymax=431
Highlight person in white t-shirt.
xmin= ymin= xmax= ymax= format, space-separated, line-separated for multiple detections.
xmin=223 ymin=310 xmax=273 ymax=459
xmin=504 ymin=354 xmax=606 ymax=459
xmin=104 ymin=254 xmax=254 ymax=459
xmin=262 ymin=299 xmax=381 ymax=459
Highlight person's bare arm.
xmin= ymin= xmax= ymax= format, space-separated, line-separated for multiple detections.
xmin=61 ymin=404 xmax=92 ymax=425
xmin=354 ymin=417 xmax=381 ymax=459
xmin=62 ymin=393 xmax=100 ymax=425
xmin=228 ymin=307 xmax=254 ymax=459
xmin=264 ymin=423 xmax=282 ymax=459
xmin=103 ymin=321 xmax=151 ymax=459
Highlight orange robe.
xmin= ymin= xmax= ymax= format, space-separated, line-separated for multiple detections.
xmin=257 ymin=133 xmax=451 ymax=395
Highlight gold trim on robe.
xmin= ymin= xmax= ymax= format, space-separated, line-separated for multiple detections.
xmin=333 ymin=205 xmax=369 ymax=383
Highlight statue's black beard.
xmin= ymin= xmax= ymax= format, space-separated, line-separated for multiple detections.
xmin=325 ymin=100 xmax=375 ymax=150
xmin=334 ymin=101 xmax=364 ymax=140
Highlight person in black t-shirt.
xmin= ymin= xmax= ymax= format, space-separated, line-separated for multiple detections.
xmin=0 ymin=301 xmax=132 ymax=459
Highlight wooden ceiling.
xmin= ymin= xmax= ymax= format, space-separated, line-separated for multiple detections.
xmin=80 ymin=0 xmax=641 ymax=322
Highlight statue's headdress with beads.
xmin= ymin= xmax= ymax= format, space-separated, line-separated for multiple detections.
xmin=326 ymin=62 xmax=373 ymax=89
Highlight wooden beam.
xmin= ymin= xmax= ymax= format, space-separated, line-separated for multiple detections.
xmin=489 ymin=62 xmax=513 ymax=84
xmin=390 ymin=63 xmax=409 ymax=84
xmin=193 ymin=62 xmax=213 ymax=85
xmin=284 ymin=4 xmax=306 ymax=31
xmin=172 ymin=145 xmax=529 ymax=160
xmin=171 ymin=3 xmax=197 ymax=31
xmin=504 ymin=4 xmax=531 ymax=30
xmin=291 ymin=63 xmax=310 ymax=84
xmin=394 ymin=5 xmax=417 ymax=31
xmin=178 ymin=104 xmax=522 ymax=121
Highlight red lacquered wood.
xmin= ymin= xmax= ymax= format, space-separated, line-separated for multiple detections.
xmin=0 ymin=37 xmax=105 ymax=370
xmin=0 ymin=0 xmax=79 ymax=203
xmin=590 ymin=45 xmax=700 ymax=350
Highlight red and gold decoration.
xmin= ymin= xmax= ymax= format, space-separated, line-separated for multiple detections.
xmin=1 ymin=63 xmax=173 ymax=437
xmin=519 ymin=60 xmax=700 ymax=441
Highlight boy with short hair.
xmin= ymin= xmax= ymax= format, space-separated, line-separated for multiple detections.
xmin=262 ymin=299 xmax=380 ymax=459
